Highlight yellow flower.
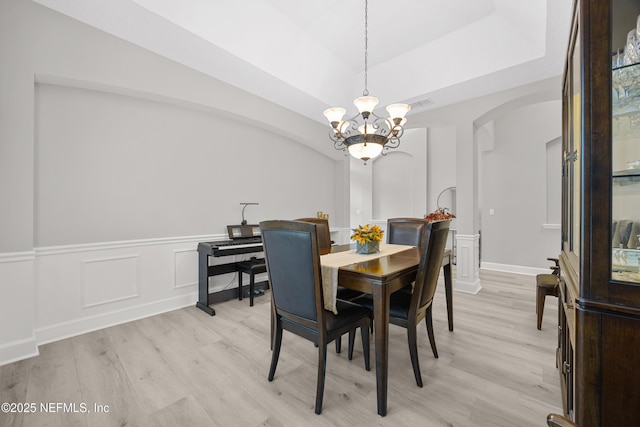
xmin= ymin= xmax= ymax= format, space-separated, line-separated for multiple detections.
xmin=350 ymin=224 xmax=384 ymax=243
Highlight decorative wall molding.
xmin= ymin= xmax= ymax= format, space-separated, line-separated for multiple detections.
xmin=35 ymin=234 xmax=223 ymax=256
xmin=32 ymin=236 xmax=213 ymax=352
xmin=81 ymin=254 xmax=140 ymax=308
xmin=173 ymin=248 xmax=198 ymax=289
xmin=0 ymin=251 xmax=36 ymax=263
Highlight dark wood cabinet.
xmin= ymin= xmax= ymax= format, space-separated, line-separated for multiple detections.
xmin=558 ymin=1 xmax=640 ymax=426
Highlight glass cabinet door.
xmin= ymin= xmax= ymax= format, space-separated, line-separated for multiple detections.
xmin=562 ymin=12 xmax=582 ymax=274
xmin=611 ymin=1 xmax=640 ymax=284
xmin=571 ymin=33 xmax=581 ymax=260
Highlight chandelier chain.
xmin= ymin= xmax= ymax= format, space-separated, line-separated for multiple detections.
xmin=363 ymin=0 xmax=369 ymax=96
xmin=322 ymin=0 xmax=410 ymax=163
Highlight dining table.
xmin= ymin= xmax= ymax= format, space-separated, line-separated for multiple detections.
xmin=321 ymin=244 xmax=453 ymax=416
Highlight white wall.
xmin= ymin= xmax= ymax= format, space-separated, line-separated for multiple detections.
xmin=427 ymin=127 xmax=457 ymax=214
xmin=350 ymin=128 xmax=428 ymax=233
xmin=480 ymin=101 xmax=562 ymax=270
xmin=410 ymin=78 xmax=563 ymax=276
xmin=34 ymin=83 xmax=337 ymax=246
xmin=0 ymin=0 xmax=346 ymax=365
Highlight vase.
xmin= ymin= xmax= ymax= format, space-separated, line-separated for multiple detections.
xmin=356 ymin=240 xmax=380 ymax=254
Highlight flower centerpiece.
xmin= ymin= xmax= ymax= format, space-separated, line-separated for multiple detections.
xmin=425 ymin=208 xmax=456 ymax=223
xmin=351 ymin=224 xmax=384 ymax=254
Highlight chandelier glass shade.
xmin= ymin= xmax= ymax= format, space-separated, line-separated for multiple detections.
xmin=323 ymin=0 xmax=411 ymax=163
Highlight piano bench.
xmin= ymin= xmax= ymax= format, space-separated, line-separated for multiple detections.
xmin=237 ymin=258 xmax=267 ymax=307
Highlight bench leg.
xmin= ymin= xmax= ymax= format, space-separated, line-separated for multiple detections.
xmin=238 ymin=271 xmax=243 ymax=301
xmin=250 ymin=271 xmax=255 ymax=307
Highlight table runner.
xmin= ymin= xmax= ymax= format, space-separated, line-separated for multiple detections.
xmin=321 ymin=243 xmax=414 ymax=313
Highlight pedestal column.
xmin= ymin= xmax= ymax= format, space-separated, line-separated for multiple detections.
xmin=455 ymin=234 xmax=481 ymax=294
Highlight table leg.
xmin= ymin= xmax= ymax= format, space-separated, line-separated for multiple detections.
xmin=443 ymin=260 xmax=453 ymax=331
xmin=372 ymin=284 xmax=391 ymax=416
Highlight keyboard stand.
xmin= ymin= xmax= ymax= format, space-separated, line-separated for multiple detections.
xmin=196 ymin=240 xmax=264 ymax=316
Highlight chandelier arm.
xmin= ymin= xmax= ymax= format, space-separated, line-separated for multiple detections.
xmin=370 ymin=117 xmax=391 ymax=135
xmin=391 ymin=124 xmax=406 ymax=138
xmin=334 ymin=118 xmax=360 ymax=140
xmin=385 ymin=138 xmax=401 ymax=149
xmin=335 ymin=141 xmax=348 ymax=151
xmin=328 ymin=129 xmax=342 ymax=143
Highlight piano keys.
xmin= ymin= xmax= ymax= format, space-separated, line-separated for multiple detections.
xmin=200 ymin=237 xmax=263 ymax=257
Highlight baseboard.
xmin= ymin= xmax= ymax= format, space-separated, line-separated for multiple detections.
xmin=34 ymin=281 xmax=270 ymax=346
xmin=35 ymin=292 xmax=198 ymax=346
xmin=454 ymin=277 xmax=482 ymax=294
xmin=0 ymin=336 xmax=39 ymax=367
xmin=481 ymin=262 xmax=550 ymax=276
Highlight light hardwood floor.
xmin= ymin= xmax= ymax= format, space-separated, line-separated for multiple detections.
xmin=0 ymin=269 xmax=561 ymax=427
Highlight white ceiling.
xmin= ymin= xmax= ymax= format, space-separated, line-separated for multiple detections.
xmin=34 ymin=0 xmax=573 ymax=124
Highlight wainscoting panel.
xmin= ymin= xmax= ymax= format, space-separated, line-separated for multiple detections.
xmin=174 ymin=248 xmax=197 ymax=289
xmin=0 ymin=254 xmax=39 ymax=365
xmin=33 ymin=235 xmax=224 ymax=345
xmin=455 ymin=234 xmax=482 ymax=294
xmin=82 ymin=254 xmax=140 ymax=308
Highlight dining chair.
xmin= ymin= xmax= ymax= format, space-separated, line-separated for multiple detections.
xmin=387 ymin=217 xmax=429 ymax=248
xmin=260 ymin=220 xmax=371 ymax=414
xmin=352 ymin=219 xmax=451 ymax=387
xmin=295 ymin=217 xmax=351 ymax=353
xmin=296 ymin=218 xmax=363 ymax=306
xmin=294 ymin=217 xmax=332 ymax=255
xmin=386 ymin=217 xmax=430 ymax=295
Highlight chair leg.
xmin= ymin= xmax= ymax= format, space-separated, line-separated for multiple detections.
xmin=348 ymin=330 xmax=355 ymax=360
xmin=536 ymin=287 xmax=545 ymax=330
xmin=335 ymin=336 xmax=341 ymax=353
xmin=268 ymin=318 xmax=283 ymax=381
xmin=360 ymin=323 xmax=370 ymax=371
xmin=407 ymin=323 xmax=423 ymax=388
xmin=315 ymin=341 xmax=328 ymax=414
xmin=270 ymin=301 xmax=275 ymax=350
xmin=426 ymin=305 xmax=438 ymax=359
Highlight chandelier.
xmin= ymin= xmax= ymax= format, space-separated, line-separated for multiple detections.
xmin=323 ymin=0 xmax=411 ymax=164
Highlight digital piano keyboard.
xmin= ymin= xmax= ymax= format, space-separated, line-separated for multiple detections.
xmin=196 ymin=225 xmax=265 ymax=316
xmin=199 ymin=237 xmax=263 ymax=257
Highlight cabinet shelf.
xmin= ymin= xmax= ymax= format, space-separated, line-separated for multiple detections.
xmin=613 ymin=168 xmax=640 ymax=185
xmin=613 ymin=62 xmax=640 ymax=118
xmin=613 ymin=169 xmax=640 ymax=177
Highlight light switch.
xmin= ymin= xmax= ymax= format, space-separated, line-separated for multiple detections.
xmin=489 ymin=208 xmax=495 ymax=216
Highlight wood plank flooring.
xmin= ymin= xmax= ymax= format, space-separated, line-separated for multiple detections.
xmin=0 ymin=269 xmax=561 ymax=426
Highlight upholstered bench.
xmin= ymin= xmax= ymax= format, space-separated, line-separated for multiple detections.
xmin=237 ymin=258 xmax=267 ymax=306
